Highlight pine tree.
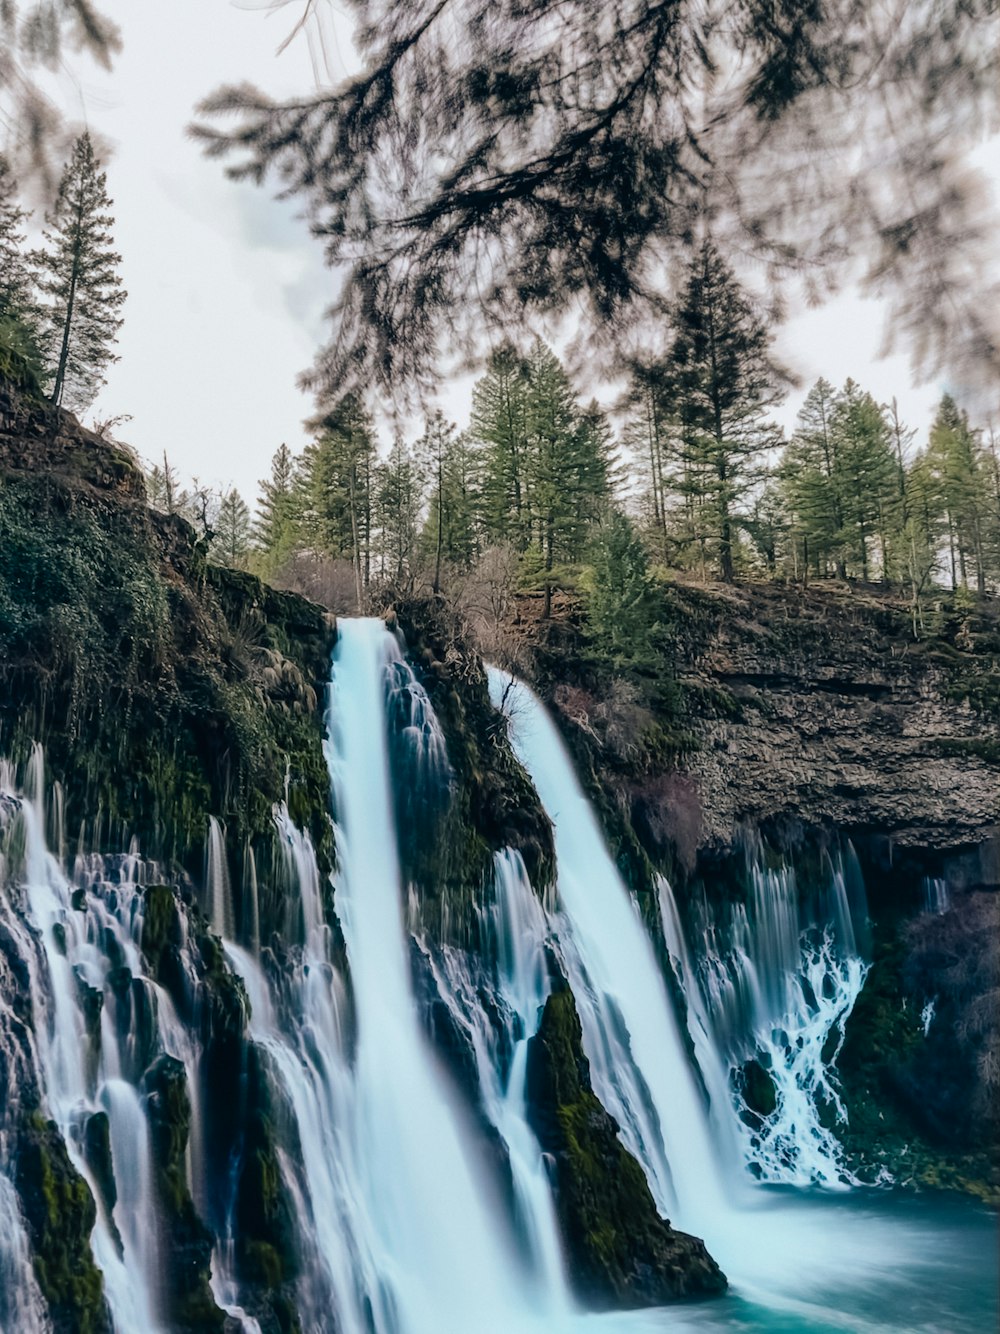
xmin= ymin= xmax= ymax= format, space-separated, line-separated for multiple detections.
xmin=664 ymin=241 xmax=784 ymax=582
xmin=584 ymin=510 xmax=657 ymax=659
xmin=146 ymin=452 xmax=190 ymax=516
xmin=780 ymin=379 xmax=844 ymax=579
xmin=213 ymin=488 xmax=252 ymax=568
xmin=254 ymin=442 xmax=300 ymax=573
xmin=623 ymin=371 xmax=673 ymax=558
xmin=32 ymin=132 xmax=126 ymax=411
xmin=829 ymin=381 xmax=899 ymax=582
xmin=418 ymin=411 xmax=478 ymax=593
xmin=469 ymin=344 xmax=531 ymax=547
xmin=299 ymin=396 xmax=376 ymax=608
xmin=374 ymin=436 xmax=423 ymax=581
xmin=522 ymin=341 xmax=612 ymax=614
xmin=924 ymin=395 xmax=988 ymax=593
xmin=0 ymin=153 xmax=43 ymax=382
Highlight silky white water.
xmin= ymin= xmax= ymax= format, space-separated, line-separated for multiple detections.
xmin=0 ymin=629 xmax=995 ymax=1334
xmin=322 ymin=617 xmax=548 ymax=1334
xmin=487 ymin=667 xmax=727 ymax=1233
xmin=485 ymin=667 xmax=992 ymax=1324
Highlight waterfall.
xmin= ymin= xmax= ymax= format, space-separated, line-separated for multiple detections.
xmin=657 ymin=850 xmax=870 ymax=1189
xmin=206 ymin=816 xmax=233 ymax=940
xmin=321 ymin=617 xmax=545 ymax=1333
xmin=0 ymin=624 xmax=994 ymax=1334
xmin=0 ymin=750 xmax=219 ymax=1334
xmin=487 ymin=667 xmax=728 ymax=1234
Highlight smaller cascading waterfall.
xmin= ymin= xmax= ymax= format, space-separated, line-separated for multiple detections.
xmin=0 ymin=784 xmax=50 ymax=1334
xmin=922 ymin=875 xmax=950 ymax=915
xmin=16 ymin=748 xmax=162 ymax=1331
xmin=0 ymin=1173 xmax=47 ymax=1334
xmin=413 ymin=848 xmax=570 ymax=1308
xmin=659 ymin=848 xmax=869 ymax=1188
xmin=487 ymin=668 xmax=729 ymax=1238
xmin=207 ymin=815 xmax=234 ymax=940
xmin=0 ymin=748 xmax=254 ymax=1333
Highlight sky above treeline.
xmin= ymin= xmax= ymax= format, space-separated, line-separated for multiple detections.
xmin=23 ymin=0 xmax=1000 ymax=507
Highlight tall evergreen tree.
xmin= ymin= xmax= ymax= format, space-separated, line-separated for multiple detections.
xmin=418 ymin=411 xmax=479 ymax=593
xmin=469 ymin=344 xmax=531 ymax=547
xmin=623 ymin=371 xmax=673 ymax=557
xmin=33 ymin=133 xmax=126 ymax=411
xmin=213 ymin=488 xmax=252 ymax=568
xmin=523 ymin=341 xmax=613 ymax=614
xmin=145 ymin=451 xmax=190 ymax=516
xmin=829 ymin=381 xmax=899 ymax=582
xmin=254 ymin=442 xmax=300 ymax=573
xmin=0 ymin=153 xmax=44 ymax=383
xmin=664 ymin=241 xmax=784 ymax=582
xmin=584 ymin=510 xmax=657 ymax=660
xmin=924 ymin=395 xmax=988 ymax=593
xmin=780 ymin=378 xmax=844 ymax=579
xmin=374 ymin=436 xmax=423 ymax=581
xmin=299 ymin=396 xmax=376 ymax=608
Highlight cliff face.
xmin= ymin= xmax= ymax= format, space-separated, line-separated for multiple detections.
xmin=0 ymin=377 xmax=335 ymax=927
xmin=661 ymin=581 xmax=999 ymax=857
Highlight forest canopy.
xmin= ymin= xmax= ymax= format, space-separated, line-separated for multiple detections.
xmin=194 ymin=0 xmax=999 ymax=405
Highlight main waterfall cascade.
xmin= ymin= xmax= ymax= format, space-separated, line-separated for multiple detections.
xmin=0 ymin=617 xmax=995 ymax=1334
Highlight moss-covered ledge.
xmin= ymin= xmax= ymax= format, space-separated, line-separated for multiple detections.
xmin=0 ymin=372 xmax=335 ymax=942
xmin=525 ymin=977 xmax=726 ymax=1308
xmin=376 ymin=593 xmax=554 ymax=929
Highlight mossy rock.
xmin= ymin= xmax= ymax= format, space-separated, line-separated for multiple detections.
xmin=144 ymin=1054 xmax=225 ymax=1331
xmin=15 ymin=1112 xmax=109 ymax=1334
xmin=525 ymin=982 xmax=726 ymax=1308
xmin=82 ymin=1111 xmax=117 ymax=1226
xmin=0 ymin=377 xmax=335 ymax=942
xmin=380 ymin=593 xmax=555 ymax=939
xmin=235 ymin=1043 xmax=300 ymax=1289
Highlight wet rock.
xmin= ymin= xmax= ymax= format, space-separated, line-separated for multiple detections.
xmin=144 ymin=1054 xmax=225 ymax=1331
xmin=737 ymin=1058 xmax=777 ymax=1119
xmin=15 ymin=1112 xmax=110 ymax=1333
xmin=81 ymin=1111 xmax=123 ymax=1256
xmin=526 ymin=980 xmax=726 ymax=1307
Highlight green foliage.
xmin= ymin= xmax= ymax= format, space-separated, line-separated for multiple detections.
xmin=661 ymin=242 xmax=785 ymax=582
xmin=525 ymin=983 xmax=726 ymax=1306
xmin=0 ymin=413 xmax=334 ymax=906
xmin=212 ymin=487 xmax=252 ymax=568
xmin=196 ymin=0 xmax=998 ymax=405
xmin=297 ymin=394 xmax=375 ymax=604
xmin=15 ymin=1113 xmax=108 ymax=1333
xmin=582 ymin=511 xmax=657 ymax=660
xmin=253 ymin=442 xmax=300 ymax=576
xmin=32 ymin=132 xmax=126 ymax=411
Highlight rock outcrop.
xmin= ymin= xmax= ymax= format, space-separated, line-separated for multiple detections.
xmin=526 ymin=978 xmax=726 ymax=1307
xmin=661 ymin=581 xmax=999 ymax=855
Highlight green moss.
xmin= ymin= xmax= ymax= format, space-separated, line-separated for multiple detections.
xmin=144 ymin=1055 xmax=225 ymax=1330
xmin=928 ymin=736 xmax=1000 ymax=765
xmin=381 ymin=595 xmax=555 ymax=934
xmin=15 ymin=1112 xmax=109 ymax=1333
xmin=0 ymin=381 xmax=335 ymax=942
xmin=235 ymin=1044 xmax=300 ymax=1290
xmin=526 ymin=983 xmax=726 ymax=1307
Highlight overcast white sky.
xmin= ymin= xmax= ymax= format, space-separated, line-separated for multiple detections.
xmin=20 ymin=1 xmax=1000 ymax=506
